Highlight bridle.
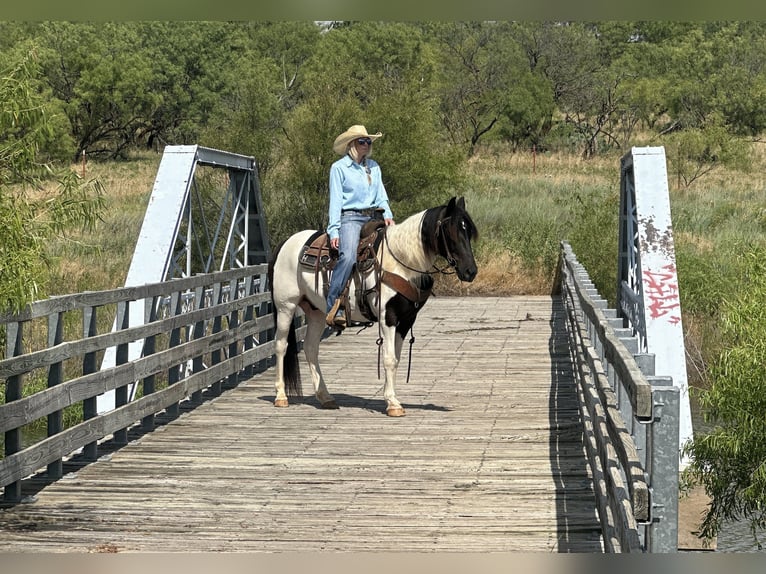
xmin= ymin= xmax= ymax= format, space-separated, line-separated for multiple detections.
xmin=381 ymin=213 xmax=461 ymax=276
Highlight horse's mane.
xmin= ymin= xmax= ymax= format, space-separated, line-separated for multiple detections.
xmin=384 ymin=209 xmax=431 ymax=273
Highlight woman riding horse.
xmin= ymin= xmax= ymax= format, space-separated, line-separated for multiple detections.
xmin=325 ymin=125 xmax=395 ymax=329
xmin=268 ymin=192 xmax=478 ymax=417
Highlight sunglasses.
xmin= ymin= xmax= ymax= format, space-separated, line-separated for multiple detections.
xmin=356 ymin=138 xmax=373 ymax=145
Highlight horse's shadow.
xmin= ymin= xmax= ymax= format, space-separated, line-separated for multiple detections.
xmin=257 ymin=393 xmax=451 ymax=415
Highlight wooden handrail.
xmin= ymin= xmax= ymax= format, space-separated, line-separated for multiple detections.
xmin=1 ymin=264 xmax=271 ymax=500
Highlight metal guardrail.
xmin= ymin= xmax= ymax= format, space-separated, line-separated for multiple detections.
xmin=559 ymin=241 xmax=680 ymax=552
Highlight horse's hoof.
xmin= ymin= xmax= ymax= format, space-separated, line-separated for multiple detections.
xmin=321 ymin=400 xmax=339 ymax=410
xmin=274 ymin=398 xmax=289 ymax=408
xmin=386 ymin=406 xmax=406 ymax=417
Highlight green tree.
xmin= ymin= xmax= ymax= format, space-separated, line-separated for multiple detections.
xmin=200 ymin=22 xmax=324 ymax=179
xmin=682 ymin=245 xmax=766 ymax=547
xmin=135 ymin=21 xmax=250 ymax=149
xmin=664 ymin=123 xmax=751 ymax=188
xmin=497 ymin=69 xmax=555 ymax=151
xmin=537 ymin=22 xmax=637 ymax=157
xmin=263 ymin=21 xmax=464 ymax=242
xmin=35 ymin=22 xmax=162 ymax=159
xmin=263 ymin=94 xmax=356 ymax=244
xmin=0 ymin=50 xmax=104 ymax=313
xmin=424 ymin=21 xmax=528 ymax=154
xmin=33 ymin=22 xmax=249 ymax=158
xmin=242 ymin=21 xmax=322 ymax=112
xmin=200 ymin=57 xmax=284 ymax=179
xmin=705 ymin=22 xmax=766 ymax=137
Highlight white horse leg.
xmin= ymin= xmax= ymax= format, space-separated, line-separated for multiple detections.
xmin=303 ymin=308 xmax=338 ymax=409
xmin=381 ymin=324 xmax=405 ymax=417
xmin=273 ymin=306 xmax=295 ymax=407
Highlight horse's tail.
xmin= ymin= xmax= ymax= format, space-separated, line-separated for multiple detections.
xmin=284 ymin=320 xmax=302 ymax=398
xmin=267 ymin=239 xmax=303 ymax=399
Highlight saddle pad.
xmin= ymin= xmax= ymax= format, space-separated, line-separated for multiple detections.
xmin=299 ymin=230 xmax=335 ymax=270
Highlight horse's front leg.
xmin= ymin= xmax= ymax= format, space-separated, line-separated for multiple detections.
xmin=381 ymin=323 xmax=406 ymax=417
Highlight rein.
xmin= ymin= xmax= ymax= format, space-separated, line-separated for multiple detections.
xmin=374 ymin=232 xmax=419 ymax=385
xmin=370 ymin=213 xmax=461 ymax=384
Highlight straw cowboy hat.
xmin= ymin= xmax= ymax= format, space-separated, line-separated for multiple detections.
xmin=333 ymin=125 xmax=383 ymax=155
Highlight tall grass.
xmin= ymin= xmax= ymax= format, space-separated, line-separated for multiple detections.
xmin=451 ymin=142 xmax=766 ymax=397
xmin=443 ymin=145 xmax=621 ymax=302
xmin=45 ymin=151 xmax=162 ymax=295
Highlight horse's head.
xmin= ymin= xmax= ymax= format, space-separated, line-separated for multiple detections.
xmin=437 ymin=196 xmax=478 ymax=282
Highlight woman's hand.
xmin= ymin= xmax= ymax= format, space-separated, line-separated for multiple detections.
xmin=330 ymin=237 xmax=339 ymax=249
xmin=385 ymin=218 xmax=395 ymax=226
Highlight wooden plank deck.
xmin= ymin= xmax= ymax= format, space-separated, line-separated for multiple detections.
xmin=0 ymin=296 xmax=603 ymax=553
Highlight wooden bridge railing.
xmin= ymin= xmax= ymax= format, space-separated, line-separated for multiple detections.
xmin=0 ymin=265 xmax=275 ymax=502
xmin=558 ymin=241 xmax=680 ymax=553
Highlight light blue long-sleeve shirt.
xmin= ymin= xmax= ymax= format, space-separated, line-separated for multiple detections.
xmin=327 ymin=155 xmax=393 ymax=240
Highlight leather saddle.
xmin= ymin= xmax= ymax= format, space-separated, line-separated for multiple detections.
xmin=298 ymin=219 xmax=430 ymax=325
xmin=298 ymin=219 xmax=386 ymax=274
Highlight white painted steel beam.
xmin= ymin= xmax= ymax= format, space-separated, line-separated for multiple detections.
xmin=97 ymin=145 xmax=269 ymax=414
xmin=617 ymin=146 xmax=693 ymax=465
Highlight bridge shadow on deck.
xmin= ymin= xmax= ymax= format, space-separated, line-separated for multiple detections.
xmin=256 ymin=393 xmax=451 ymax=415
xmin=548 ymin=296 xmax=601 ymax=552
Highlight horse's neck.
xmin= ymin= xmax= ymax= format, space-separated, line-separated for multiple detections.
xmin=382 ymin=211 xmax=432 ymax=277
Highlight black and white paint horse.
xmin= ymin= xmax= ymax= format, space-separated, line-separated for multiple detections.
xmin=267 ymin=196 xmax=478 ymax=416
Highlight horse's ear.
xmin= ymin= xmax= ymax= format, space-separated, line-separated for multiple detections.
xmin=447 ymin=196 xmax=465 ymax=212
xmin=447 ymin=196 xmax=463 ymax=212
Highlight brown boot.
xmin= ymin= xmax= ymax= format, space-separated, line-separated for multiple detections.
xmin=326 ymin=299 xmax=342 ymax=327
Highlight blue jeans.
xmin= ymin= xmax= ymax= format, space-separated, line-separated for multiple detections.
xmin=326 ymin=213 xmax=370 ymax=313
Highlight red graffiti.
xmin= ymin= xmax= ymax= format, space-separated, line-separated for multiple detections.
xmin=644 ymin=264 xmax=681 ymax=324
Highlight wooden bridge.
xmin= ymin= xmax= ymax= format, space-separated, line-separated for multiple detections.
xmin=1 ymin=294 xmax=605 ymax=553
xmin=0 ymin=146 xmax=690 ymax=553
xmin=0 ymin=243 xmax=683 ymax=553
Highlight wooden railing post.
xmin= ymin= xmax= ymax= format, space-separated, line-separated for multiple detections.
xmin=46 ymin=312 xmax=65 ymax=479
xmin=241 ymin=275 xmax=256 ymax=379
xmin=227 ymin=278 xmax=240 ymax=387
xmin=83 ymin=306 xmax=100 ymax=460
xmin=3 ymin=321 xmax=24 ymax=502
xmin=114 ymin=301 xmax=131 ymax=445
xmin=166 ymin=291 xmax=183 ymax=417
xmin=210 ymin=282 xmax=224 ymax=395
xmin=141 ymin=296 xmax=158 ymax=431
xmin=190 ymin=285 xmax=205 ymax=405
